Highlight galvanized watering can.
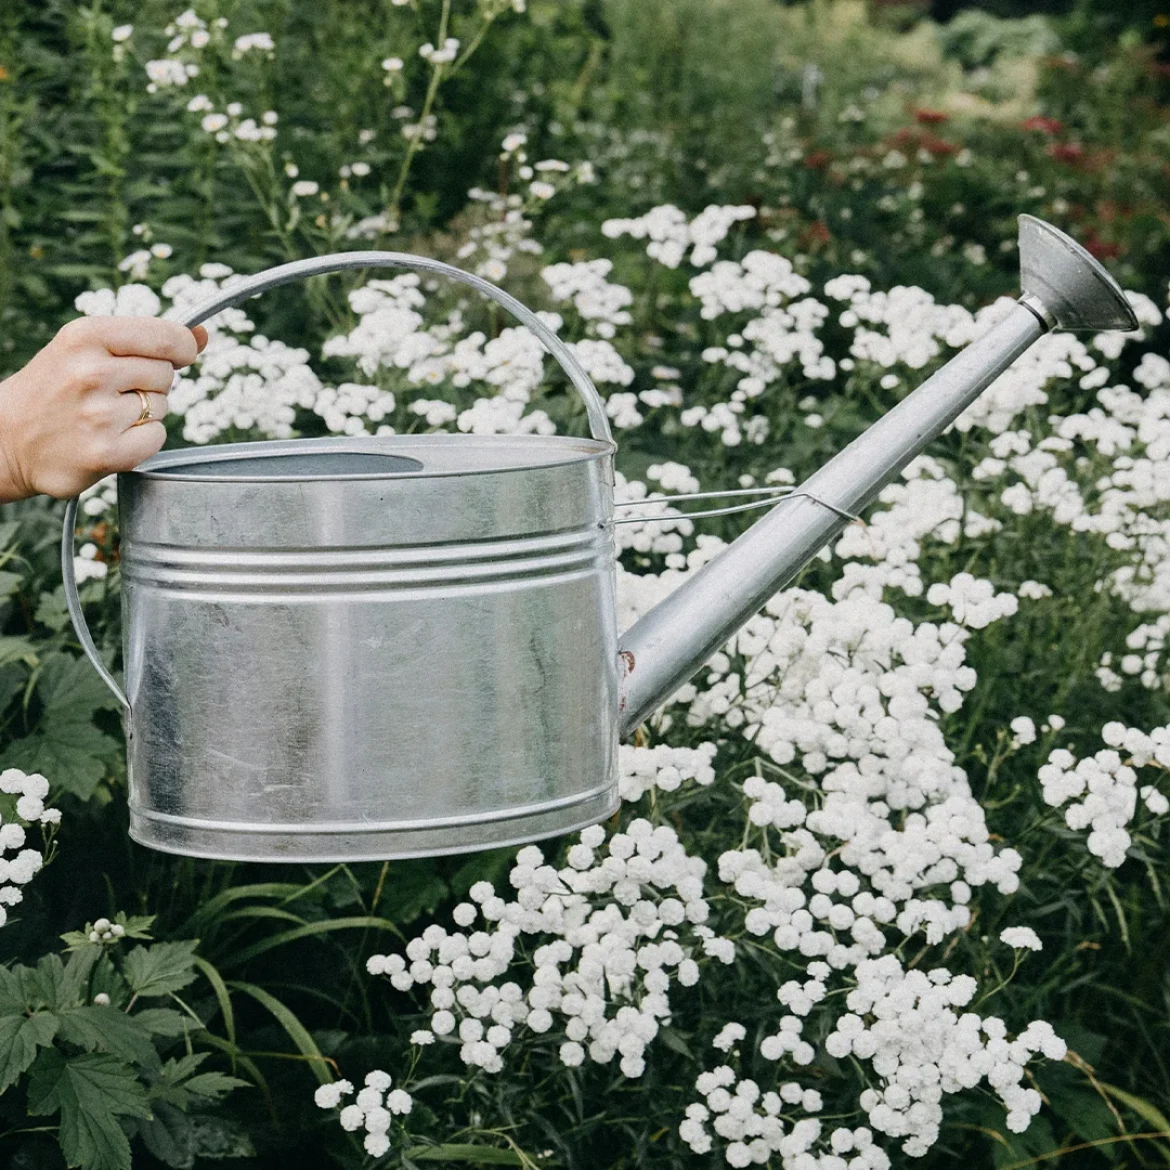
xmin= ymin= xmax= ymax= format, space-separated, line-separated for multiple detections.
xmin=62 ymin=216 xmax=1137 ymax=863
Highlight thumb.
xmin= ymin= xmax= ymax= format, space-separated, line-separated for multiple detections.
xmin=191 ymin=324 xmax=209 ymax=353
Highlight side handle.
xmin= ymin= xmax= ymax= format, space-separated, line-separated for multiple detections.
xmin=61 ymin=497 xmax=130 ymax=713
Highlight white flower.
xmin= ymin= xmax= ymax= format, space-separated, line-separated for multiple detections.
xmin=1000 ymin=927 xmax=1043 ymax=952
xmin=111 ymin=24 xmax=133 ymax=41
xmin=291 ymin=180 xmax=319 ymax=197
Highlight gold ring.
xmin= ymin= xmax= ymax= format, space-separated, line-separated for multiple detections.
xmin=131 ymin=389 xmax=153 ymax=427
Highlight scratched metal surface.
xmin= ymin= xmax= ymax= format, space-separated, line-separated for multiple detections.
xmin=117 ymin=434 xmax=619 ymax=861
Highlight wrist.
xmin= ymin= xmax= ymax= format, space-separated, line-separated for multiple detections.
xmin=0 ymin=376 xmax=31 ymax=503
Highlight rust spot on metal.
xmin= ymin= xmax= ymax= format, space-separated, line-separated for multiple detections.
xmin=619 ymin=650 xmax=635 ymax=674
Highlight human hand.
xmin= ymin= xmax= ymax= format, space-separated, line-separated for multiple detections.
xmin=0 ymin=316 xmax=209 ymax=502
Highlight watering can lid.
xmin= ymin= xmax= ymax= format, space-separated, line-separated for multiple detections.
xmin=129 ymin=433 xmax=614 ymax=483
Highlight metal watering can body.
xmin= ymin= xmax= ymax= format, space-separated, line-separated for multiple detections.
xmin=62 ymin=218 xmax=1138 ymax=863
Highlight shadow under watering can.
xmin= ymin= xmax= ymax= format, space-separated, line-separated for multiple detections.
xmin=60 ymin=216 xmax=1138 ymax=862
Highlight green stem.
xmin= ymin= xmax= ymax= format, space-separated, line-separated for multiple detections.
xmin=387 ymin=0 xmax=452 ymax=225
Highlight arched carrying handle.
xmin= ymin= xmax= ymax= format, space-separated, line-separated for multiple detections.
xmin=176 ymin=250 xmax=614 ymax=442
xmin=61 ymin=250 xmax=615 ymax=715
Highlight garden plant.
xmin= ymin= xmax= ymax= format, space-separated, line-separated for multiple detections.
xmin=2 ymin=0 xmax=1170 ymax=1167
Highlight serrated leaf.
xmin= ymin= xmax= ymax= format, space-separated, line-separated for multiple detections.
xmin=2 ymin=722 xmax=116 ymax=801
xmin=0 ymin=1011 xmax=59 ymax=1092
xmin=36 ymin=586 xmax=75 ymax=633
xmin=27 ymin=1049 xmax=151 ymax=1170
xmin=0 ymin=965 xmax=26 ymax=1015
xmin=123 ymin=941 xmax=199 ymax=998
xmin=56 ymin=1006 xmax=158 ymax=1070
xmin=38 ymin=653 xmax=124 ymax=718
xmin=61 ymin=949 xmax=101 ymax=1007
xmin=22 ymin=954 xmax=66 ymax=1011
xmin=0 ymin=571 xmax=22 ymax=597
xmin=134 ymin=1009 xmax=188 ymax=1038
xmin=181 ymin=1072 xmax=248 ymax=1102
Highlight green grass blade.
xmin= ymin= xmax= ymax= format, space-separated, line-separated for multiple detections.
xmin=192 ymin=955 xmax=237 ymax=1051
xmin=185 ymin=883 xmax=309 ymax=934
xmin=403 ymin=1146 xmax=526 ymax=1165
xmin=227 ymin=981 xmax=337 ymax=1086
xmin=221 ymin=916 xmax=404 ymax=969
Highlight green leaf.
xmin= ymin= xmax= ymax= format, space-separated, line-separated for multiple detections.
xmin=403 ymin=1145 xmax=526 ymax=1164
xmin=226 ymin=982 xmax=333 ymax=1086
xmin=0 ymin=1011 xmax=59 ymax=1092
xmin=984 ymin=1106 xmax=1059 ymax=1170
xmin=56 ymin=1006 xmax=159 ymax=1070
xmin=36 ymin=586 xmax=75 ymax=633
xmin=180 ymin=1071 xmax=249 ymax=1102
xmin=38 ymin=652 xmax=124 ymax=717
xmin=133 ymin=1009 xmax=189 ymax=1038
xmin=2 ymin=652 xmax=124 ymax=800
xmin=223 ymin=915 xmax=402 ymax=968
xmin=123 ymin=942 xmax=199 ymax=998
xmin=0 ymin=965 xmax=26 ymax=1015
xmin=0 ymin=570 xmax=23 ymax=597
xmin=27 ymin=1049 xmax=152 ymax=1170
xmin=61 ymin=949 xmax=101 ymax=1008
xmin=2 ymin=720 xmax=115 ymax=801
xmin=138 ymin=1101 xmax=194 ymax=1169
xmin=191 ymin=957 xmax=235 ymax=1047
xmin=0 ymin=635 xmax=38 ymax=669
xmin=22 ymin=954 xmax=66 ymax=1011
xmin=1097 ymin=1081 xmax=1170 ymax=1134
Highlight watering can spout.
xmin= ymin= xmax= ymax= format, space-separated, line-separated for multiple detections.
xmin=617 ymin=215 xmax=1138 ymax=736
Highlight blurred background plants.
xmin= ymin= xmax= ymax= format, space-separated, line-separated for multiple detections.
xmin=1 ymin=0 xmax=1170 ymax=1167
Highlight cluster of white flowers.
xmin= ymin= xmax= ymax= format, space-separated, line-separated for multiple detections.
xmin=541 ymin=259 xmax=633 ymax=339
xmin=680 ymin=1062 xmax=879 ymax=1170
xmin=823 ymin=958 xmax=1066 ymax=1152
xmin=925 ymin=572 xmax=1019 ymax=629
xmin=618 ymin=743 xmax=717 ymax=801
xmin=366 ymin=822 xmax=731 ymax=1078
xmin=1038 ymin=720 xmax=1170 ymax=867
xmin=315 ymin=1072 xmax=412 ymax=1159
xmin=0 ymin=769 xmax=57 ymax=928
xmin=602 ymin=204 xmax=757 ymax=269
xmin=144 ymin=9 xmax=228 ymax=91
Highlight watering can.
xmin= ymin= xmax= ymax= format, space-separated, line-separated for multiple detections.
xmin=61 ymin=216 xmax=1137 ymax=863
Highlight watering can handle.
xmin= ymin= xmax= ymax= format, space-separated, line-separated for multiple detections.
xmin=175 ymin=250 xmax=614 ymax=442
xmin=60 ymin=251 xmax=616 ymax=714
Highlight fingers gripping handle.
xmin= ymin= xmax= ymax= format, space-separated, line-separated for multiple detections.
xmin=176 ymin=250 xmax=615 ymax=444
xmin=62 ymin=496 xmax=130 ymax=712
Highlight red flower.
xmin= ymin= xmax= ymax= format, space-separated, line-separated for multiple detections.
xmin=913 ymin=109 xmax=948 ymax=124
xmin=1047 ymin=142 xmax=1085 ymax=164
xmin=1021 ymin=115 xmax=1064 ymax=134
xmin=803 ymin=150 xmax=833 ymax=170
xmin=920 ymin=133 xmax=958 ymax=156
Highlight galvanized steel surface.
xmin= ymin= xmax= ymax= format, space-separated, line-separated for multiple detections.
xmin=118 ymin=435 xmax=618 ymax=861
